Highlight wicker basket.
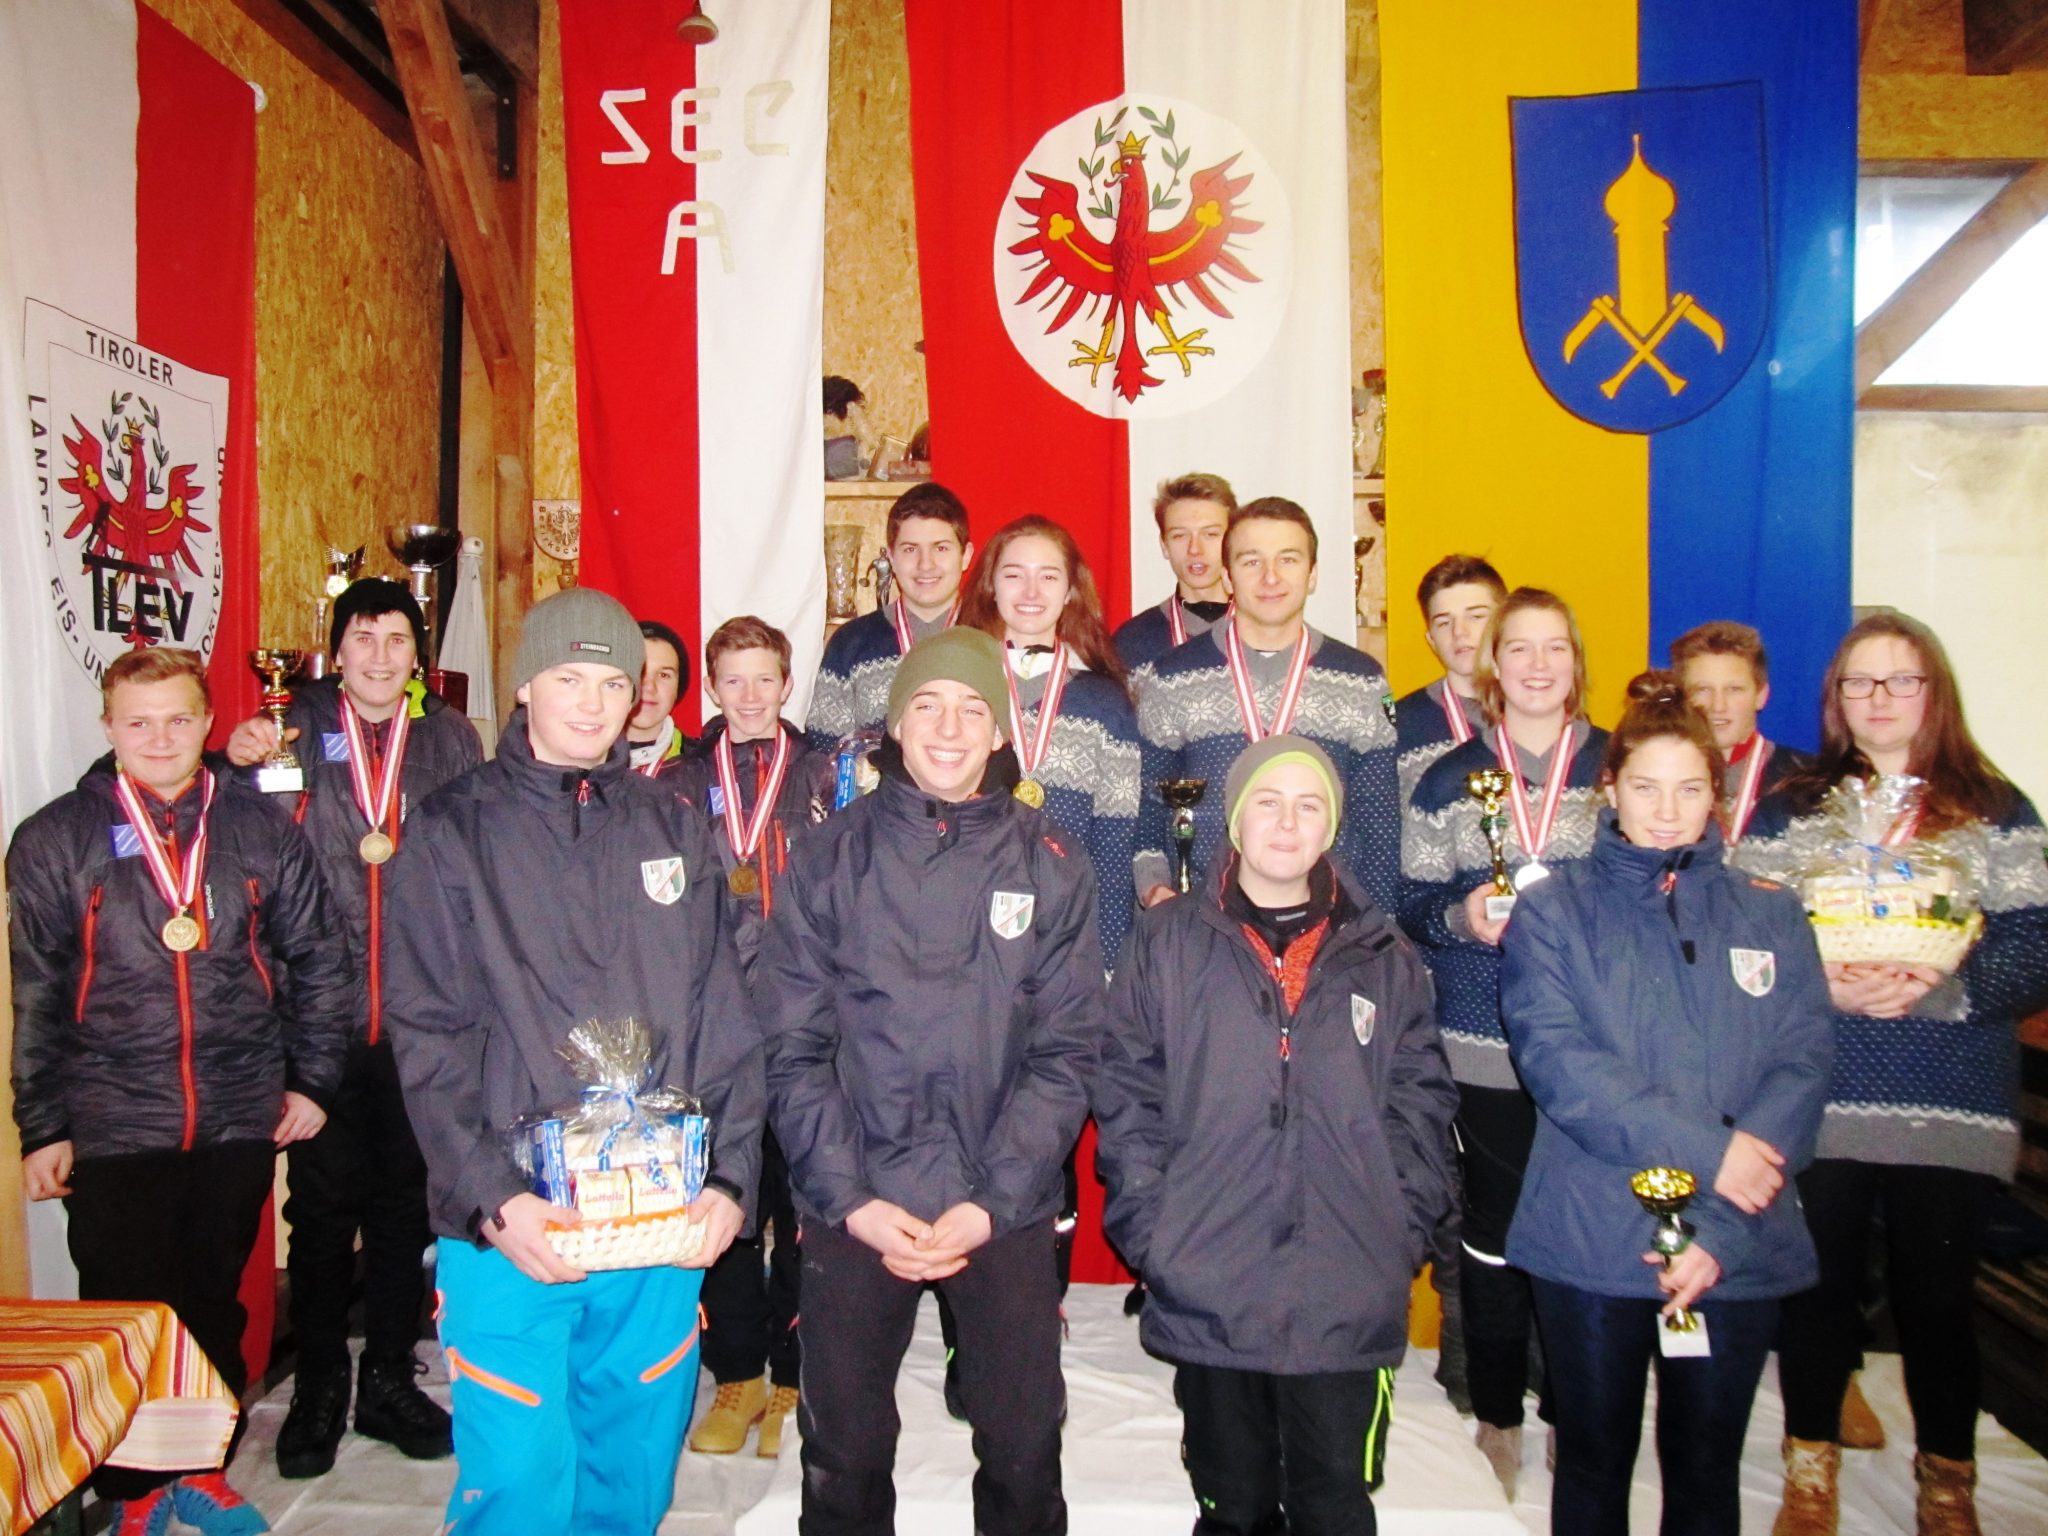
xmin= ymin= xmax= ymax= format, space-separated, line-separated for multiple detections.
xmin=545 ymin=1208 xmax=708 ymax=1272
xmin=1810 ymin=912 xmax=1982 ymax=972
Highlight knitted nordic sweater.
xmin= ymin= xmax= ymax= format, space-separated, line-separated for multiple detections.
xmin=805 ymin=605 xmax=951 ymax=754
xmin=1731 ymin=788 xmax=2048 ymax=1179
xmin=1134 ymin=624 xmax=1400 ymax=914
xmin=1393 ymin=678 xmax=1481 ymax=808
xmin=1113 ymin=596 xmax=1229 ymax=678
xmin=1398 ymin=726 xmax=1610 ymax=1088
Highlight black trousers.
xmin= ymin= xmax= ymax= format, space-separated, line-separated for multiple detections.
xmin=1778 ymin=1159 xmax=1991 ymax=1460
xmin=282 ymin=1037 xmax=431 ymax=1373
xmin=1172 ymin=1361 xmax=1392 ymax=1536
xmin=699 ymin=1129 xmax=801 ymax=1388
xmin=796 ymin=1218 xmax=1065 ymax=1535
xmin=1455 ymin=1083 xmax=1546 ymax=1430
xmin=67 ymin=1141 xmax=276 ymax=1499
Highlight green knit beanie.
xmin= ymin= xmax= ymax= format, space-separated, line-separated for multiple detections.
xmin=513 ymin=587 xmax=646 ymax=692
xmin=886 ymin=628 xmax=1009 ymax=736
xmin=1225 ymin=735 xmax=1343 ymax=851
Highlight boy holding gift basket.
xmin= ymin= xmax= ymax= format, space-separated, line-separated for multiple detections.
xmin=383 ymin=588 xmax=765 ymax=1536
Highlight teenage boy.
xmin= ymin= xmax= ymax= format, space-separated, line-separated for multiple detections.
xmin=626 ymin=619 xmax=692 ymax=777
xmin=223 ymin=578 xmax=482 ymax=1477
xmin=1135 ymin=496 xmax=1402 ymax=917
xmin=1112 ymin=472 xmax=1236 ymax=676
xmin=668 ymin=616 xmax=833 ymax=1458
xmin=806 ymin=481 xmax=975 ymax=753
xmin=1670 ymin=620 xmax=1809 ymax=845
xmin=382 ymin=587 xmax=764 ymax=1536
xmin=1394 ymin=555 xmax=1506 ymax=803
xmin=10 ymin=647 xmax=354 ymax=1536
xmin=759 ymin=627 xmax=1103 ymax=1536
xmin=1098 ymin=735 xmax=1456 ymax=1535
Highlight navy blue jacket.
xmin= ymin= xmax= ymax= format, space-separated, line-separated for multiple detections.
xmin=1501 ymin=812 xmax=1833 ymax=1302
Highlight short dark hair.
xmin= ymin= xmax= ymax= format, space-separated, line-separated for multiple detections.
xmin=886 ymin=481 xmax=971 ymax=547
xmin=638 ymin=619 xmax=689 ymax=677
xmin=102 ymin=647 xmax=210 ymax=717
xmin=704 ymin=615 xmax=792 ymax=681
xmin=1416 ymin=554 xmax=1507 ymax=617
xmin=1225 ymin=496 xmax=1318 ymax=566
xmin=1151 ymin=472 xmax=1237 ymax=533
xmin=1670 ymin=619 xmax=1769 ymax=687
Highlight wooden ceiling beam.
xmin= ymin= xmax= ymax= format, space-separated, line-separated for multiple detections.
xmin=1854 ymin=158 xmax=2048 ymax=398
xmin=1860 ymin=384 xmax=2048 ymax=411
xmin=445 ymin=0 xmax=539 ymax=86
xmin=1964 ymin=0 xmax=2048 ymax=74
xmin=382 ymin=0 xmax=524 ymax=389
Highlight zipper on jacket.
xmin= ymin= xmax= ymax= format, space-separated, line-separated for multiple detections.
xmin=74 ymin=885 xmax=104 ymax=1021
xmin=245 ymin=878 xmax=274 ymax=1001
xmin=175 ymin=948 xmax=198 ymax=1150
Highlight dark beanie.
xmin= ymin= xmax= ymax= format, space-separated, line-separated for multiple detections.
xmin=886 ymin=627 xmax=1009 ymax=735
xmin=330 ymin=577 xmax=427 ymax=660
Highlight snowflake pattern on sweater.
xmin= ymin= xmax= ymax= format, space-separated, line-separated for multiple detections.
xmin=1013 ymin=667 xmax=1142 ymax=964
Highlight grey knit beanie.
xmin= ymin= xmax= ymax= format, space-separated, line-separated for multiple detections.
xmin=514 ymin=588 xmax=646 ymax=691
xmin=1225 ymin=734 xmax=1344 ymax=851
xmin=886 ymin=628 xmax=1009 ymax=736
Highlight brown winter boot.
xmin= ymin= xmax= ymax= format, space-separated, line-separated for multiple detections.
xmin=1770 ymin=1438 xmax=1840 ymax=1536
xmin=1839 ymin=1372 xmax=1886 ymax=1450
xmin=1474 ymin=1422 xmax=1521 ymax=1502
xmin=755 ymin=1384 xmax=799 ymax=1459
xmin=1914 ymin=1452 xmax=1983 ymax=1536
xmin=688 ymin=1375 xmax=768 ymax=1454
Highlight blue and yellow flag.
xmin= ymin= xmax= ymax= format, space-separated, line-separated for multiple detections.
xmin=1383 ymin=1 xmax=1855 ymax=742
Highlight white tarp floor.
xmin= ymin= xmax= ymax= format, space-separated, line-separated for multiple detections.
xmin=223 ymin=1283 xmax=2048 ymax=1534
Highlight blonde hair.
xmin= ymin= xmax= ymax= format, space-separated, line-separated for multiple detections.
xmin=1471 ymin=587 xmax=1588 ymax=726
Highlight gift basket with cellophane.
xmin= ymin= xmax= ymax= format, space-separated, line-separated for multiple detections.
xmin=506 ymin=1018 xmax=712 ymax=1271
xmin=1796 ymin=776 xmax=1983 ymax=971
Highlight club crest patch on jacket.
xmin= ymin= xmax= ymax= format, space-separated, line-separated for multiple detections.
xmin=1729 ymin=947 xmax=1775 ymax=997
xmin=1351 ymin=993 xmax=1376 ymax=1045
xmin=990 ymin=890 xmax=1035 ymax=940
xmin=641 ymin=855 xmax=686 ymax=906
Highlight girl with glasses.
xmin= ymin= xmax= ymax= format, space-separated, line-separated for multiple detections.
xmin=1734 ymin=611 xmax=2048 ymax=1536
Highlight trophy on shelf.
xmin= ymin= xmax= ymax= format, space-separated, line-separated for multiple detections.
xmin=1354 ymin=534 xmax=1377 ymax=632
xmin=307 ymin=545 xmax=365 ymax=678
xmin=1466 ymin=767 xmax=1519 ymax=922
xmin=248 ymin=647 xmax=306 ymax=793
xmin=1353 ymin=368 xmax=1387 ymax=478
xmin=534 ymin=499 xmax=581 ymax=590
xmin=1631 ymin=1167 xmax=1703 ymax=1333
xmin=824 ymin=524 xmax=863 ymax=622
xmin=864 ymin=549 xmax=895 ymax=610
xmin=1161 ymin=778 xmax=1208 ymax=894
xmin=386 ymin=522 xmax=463 ymax=665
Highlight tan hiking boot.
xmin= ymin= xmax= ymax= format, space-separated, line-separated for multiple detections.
xmin=756 ymin=1384 xmax=799 ymax=1458
xmin=1839 ymin=1373 xmax=1886 ymax=1450
xmin=1475 ymin=1422 xmax=1521 ymax=1502
xmin=689 ymin=1375 xmax=768 ymax=1455
xmin=1771 ymin=1438 xmax=1840 ymax=1536
xmin=1914 ymin=1452 xmax=1982 ymax=1536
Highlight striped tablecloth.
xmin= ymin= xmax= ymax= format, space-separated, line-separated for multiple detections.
xmin=0 ymin=1300 xmax=236 ymax=1535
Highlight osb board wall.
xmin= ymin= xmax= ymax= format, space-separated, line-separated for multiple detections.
xmin=1347 ymin=0 xmax=1386 ymax=375
xmin=141 ymin=0 xmax=444 ymax=650
xmin=1864 ymin=0 xmax=2048 ymax=159
xmin=532 ymin=0 xmax=577 ymax=596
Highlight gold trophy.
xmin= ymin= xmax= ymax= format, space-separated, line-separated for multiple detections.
xmin=307 ymin=545 xmax=364 ymax=678
xmin=1631 ymin=1167 xmax=1703 ymax=1333
xmin=823 ymin=524 xmax=863 ymax=622
xmin=1161 ymin=778 xmax=1208 ymax=894
xmin=248 ymin=647 xmax=306 ymax=793
xmin=1466 ymin=767 xmax=1518 ymax=921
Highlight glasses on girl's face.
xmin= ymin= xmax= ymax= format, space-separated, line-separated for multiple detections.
xmin=1838 ymin=673 xmax=1926 ymax=700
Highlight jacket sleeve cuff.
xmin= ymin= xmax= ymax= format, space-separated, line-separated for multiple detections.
xmin=284 ymin=1071 xmax=337 ymax=1113
xmin=702 ymin=1173 xmax=747 ymax=1208
xmin=18 ymin=1129 xmax=71 ymax=1157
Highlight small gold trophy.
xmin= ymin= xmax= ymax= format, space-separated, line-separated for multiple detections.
xmin=249 ymin=647 xmax=306 ymax=794
xmin=1631 ymin=1167 xmax=1703 ymax=1333
xmin=1161 ymin=778 xmax=1208 ymax=894
xmin=1466 ymin=767 xmax=1518 ymax=921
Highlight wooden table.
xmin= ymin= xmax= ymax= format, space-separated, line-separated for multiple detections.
xmin=1 ymin=1300 xmax=236 ymax=1536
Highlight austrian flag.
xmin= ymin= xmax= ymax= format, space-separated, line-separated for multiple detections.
xmin=907 ymin=0 xmax=1354 ymax=636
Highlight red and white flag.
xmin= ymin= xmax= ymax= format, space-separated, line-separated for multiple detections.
xmin=560 ymin=0 xmax=829 ymax=724
xmin=906 ymin=0 xmax=1354 ymax=632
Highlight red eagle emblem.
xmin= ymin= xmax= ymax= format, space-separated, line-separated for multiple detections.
xmin=1009 ymin=108 xmax=1261 ymax=404
xmin=59 ymin=395 xmax=213 ymax=610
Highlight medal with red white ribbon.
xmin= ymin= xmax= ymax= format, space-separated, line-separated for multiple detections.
xmin=113 ymin=767 xmax=217 ymax=952
xmin=1440 ymin=683 xmax=1475 ymax=745
xmin=1493 ymin=721 xmax=1579 ymax=889
xmin=1166 ymin=596 xmax=1232 ymax=648
xmin=1224 ymin=622 xmax=1312 ymax=744
xmin=716 ymin=727 xmax=792 ymax=897
xmin=1004 ymin=645 xmax=1070 ymax=809
xmin=1723 ymin=736 xmax=1771 ymax=845
xmin=891 ymin=595 xmax=959 ymax=656
xmin=341 ymin=696 xmax=411 ymax=864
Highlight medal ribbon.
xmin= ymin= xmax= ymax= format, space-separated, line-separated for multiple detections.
xmin=1723 ymin=736 xmax=1770 ymax=844
xmin=340 ymin=695 xmax=411 ymax=839
xmin=1004 ymin=644 xmax=1070 ymax=782
xmin=891 ymin=595 xmax=960 ymax=656
xmin=1440 ymin=684 xmax=1474 ymax=745
xmin=1493 ymin=722 xmax=1577 ymax=863
xmin=1223 ymin=622 xmax=1312 ymax=744
xmin=1166 ymin=596 xmax=1233 ymax=648
xmin=716 ymin=727 xmax=793 ymax=865
xmin=114 ymin=767 xmax=216 ymax=922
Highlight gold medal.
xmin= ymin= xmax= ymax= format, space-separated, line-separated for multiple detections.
xmin=161 ymin=913 xmax=202 ymax=952
xmin=359 ymin=830 xmax=395 ymax=865
xmin=728 ymin=865 xmax=760 ymax=897
xmin=1014 ymin=777 xmax=1046 ymax=808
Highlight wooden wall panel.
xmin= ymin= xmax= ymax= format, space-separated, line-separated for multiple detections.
xmin=1863 ymin=0 xmax=2048 ymax=159
xmin=533 ymin=0 xmax=578 ymax=508
xmin=1348 ymin=0 xmax=1387 ymax=376
xmin=143 ymin=0 xmax=445 ymax=651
